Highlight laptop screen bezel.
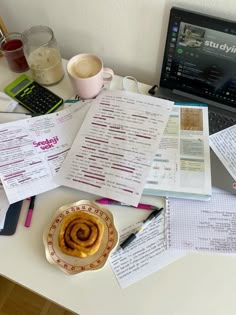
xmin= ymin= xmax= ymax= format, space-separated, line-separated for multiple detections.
xmin=160 ymin=7 xmax=236 ymax=110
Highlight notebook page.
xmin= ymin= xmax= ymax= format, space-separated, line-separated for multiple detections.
xmin=110 ymin=210 xmax=185 ymax=288
xmin=166 ymin=189 xmax=236 ymax=254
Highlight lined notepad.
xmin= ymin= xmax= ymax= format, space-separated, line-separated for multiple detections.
xmin=165 ymin=188 xmax=236 ymax=254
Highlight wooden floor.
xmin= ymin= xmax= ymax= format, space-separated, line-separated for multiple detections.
xmin=0 ymin=275 xmax=77 ymax=315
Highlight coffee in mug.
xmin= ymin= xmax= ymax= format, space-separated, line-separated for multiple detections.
xmin=70 ymin=57 xmax=101 ymax=78
xmin=67 ymin=54 xmax=114 ymax=99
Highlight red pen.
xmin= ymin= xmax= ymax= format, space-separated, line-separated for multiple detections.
xmin=95 ymin=198 xmax=161 ymax=211
xmin=24 ymin=196 xmax=36 ymax=227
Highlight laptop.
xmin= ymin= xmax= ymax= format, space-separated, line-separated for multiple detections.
xmin=154 ymin=6 xmax=236 ymax=194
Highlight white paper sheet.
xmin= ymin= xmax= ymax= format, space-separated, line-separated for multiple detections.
xmin=0 ymin=92 xmax=18 ymax=112
xmin=210 ymin=125 xmax=236 ymax=181
xmin=166 ymin=188 xmax=236 ymax=253
xmin=109 ymin=211 xmax=185 ymax=288
xmin=55 ymin=90 xmax=173 ymax=206
xmin=0 ymin=102 xmax=91 ymax=204
xmin=0 ymin=113 xmax=31 ymax=123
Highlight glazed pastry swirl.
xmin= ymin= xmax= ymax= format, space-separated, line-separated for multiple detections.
xmin=58 ymin=211 xmax=104 ymax=258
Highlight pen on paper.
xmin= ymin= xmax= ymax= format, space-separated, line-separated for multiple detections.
xmin=119 ymin=208 xmax=164 ymax=250
xmin=95 ymin=198 xmax=161 ymax=211
xmin=24 ymin=196 xmax=36 ymax=227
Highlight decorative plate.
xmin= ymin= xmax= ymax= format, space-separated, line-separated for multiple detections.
xmin=43 ymin=200 xmax=119 ymax=275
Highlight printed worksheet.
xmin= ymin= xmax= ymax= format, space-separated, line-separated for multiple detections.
xmin=210 ymin=125 xmax=236 ymax=181
xmin=109 ymin=211 xmax=185 ymax=288
xmin=166 ymin=188 xmax=236 ymax=253
xmin=144 ymin=103 xmax=212 ymax=200
xmin=55 ymin=90 xmax=173 ymax=206
xmin=0 ymin=102 xmax=91 ymax=203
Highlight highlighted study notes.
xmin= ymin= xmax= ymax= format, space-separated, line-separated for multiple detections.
xmin=0 ymin=101 xmax=91 ymax=204
xmin=55 ymin=90 xmax=174 ymax=206
xmin=0 ymin=90 xmax=173 ymax=206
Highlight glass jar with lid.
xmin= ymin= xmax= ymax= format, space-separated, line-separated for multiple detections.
xmin=22 ymin=25 xmax=64 ymax=85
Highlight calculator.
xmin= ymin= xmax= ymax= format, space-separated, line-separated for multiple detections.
xmin=4 ymin=74 xmax=64 ymax=114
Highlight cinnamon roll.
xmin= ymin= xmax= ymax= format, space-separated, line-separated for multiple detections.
xmin=58 ymin=211 xmax=104 ymax=258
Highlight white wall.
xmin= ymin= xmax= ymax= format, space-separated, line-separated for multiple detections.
xmin=1 ymin=0 xmax=236 ymax=85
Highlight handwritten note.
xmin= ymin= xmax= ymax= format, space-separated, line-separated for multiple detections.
xmin=55 ymin=90 xmax=173 ymax=206
xmin=166 ymin=188 xmax=236 ymax=253
xmin=210 ymin=125 xmax=236 ymax=181
xmin=109 ymin=212 xmax=185 ymax=288
xmin=0 ymin=102 xmax=91 ymax=203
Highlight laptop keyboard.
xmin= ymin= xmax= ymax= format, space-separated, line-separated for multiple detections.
xmin=209 ymin=111 xmax=236 ymax=134
xmin=155 ymin=93 xmax=236 ymax=134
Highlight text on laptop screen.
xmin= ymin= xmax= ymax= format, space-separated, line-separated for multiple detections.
xmin=160 ymin=7 xmax=236 ymax=109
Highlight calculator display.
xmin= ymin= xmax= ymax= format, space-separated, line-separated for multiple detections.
xmin=11 ymin=78 xmax=31 ymax=94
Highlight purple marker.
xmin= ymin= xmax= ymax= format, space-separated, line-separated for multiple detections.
xmin=24 ymin=195 xmax=36 ymax=227
xmin=95 ymin=198 xmax=161 ymax=211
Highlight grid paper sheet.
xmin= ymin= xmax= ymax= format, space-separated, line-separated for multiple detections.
xmin=166 ymin=188 xmax=236 ymax=254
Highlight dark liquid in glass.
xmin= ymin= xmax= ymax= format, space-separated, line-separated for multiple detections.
xmin=2 ymin=39 xmax=29 ymax=72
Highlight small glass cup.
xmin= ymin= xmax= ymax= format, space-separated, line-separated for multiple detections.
xmin=0 ymin=32 xmax=29 ymax=72
xmin=22 ymin=25 xmax=64 ymax=85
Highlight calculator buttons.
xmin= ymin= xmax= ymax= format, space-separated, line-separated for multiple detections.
xmin=14 ymin=81 xmax=63 ymax=114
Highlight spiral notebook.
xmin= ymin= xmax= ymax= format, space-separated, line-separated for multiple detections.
xmin=165 ymin=188 xmax=236 ymax=254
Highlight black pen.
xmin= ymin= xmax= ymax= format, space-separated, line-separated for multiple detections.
xmin=119 ymin=208 xmax=163 ymax=250
xmin=24 ymin=196 xmax=36 ymax=227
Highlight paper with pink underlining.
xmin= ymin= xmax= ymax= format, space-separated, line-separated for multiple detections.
xmin=0 ymin=102 xmax=91 ymax=204
xmin=55 ymin=90 xmax=173 ymax=206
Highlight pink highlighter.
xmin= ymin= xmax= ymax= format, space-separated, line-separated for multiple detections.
xmin=24 ymin=196 xmax=36 ymax=227
xmin=95 ymin=198 xmax=161 ymax=211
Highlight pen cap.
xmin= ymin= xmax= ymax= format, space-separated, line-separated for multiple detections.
xmin=24 ymin=209 xmax=33 ymax=227
xmin=143 ymin=208 xmax=163 ymax=223
xmin=120 ymin=233 xmax=136 ymax=249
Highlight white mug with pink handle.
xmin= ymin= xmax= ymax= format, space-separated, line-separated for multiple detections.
xmin=67 ymin=53 xmax=114 ymax=99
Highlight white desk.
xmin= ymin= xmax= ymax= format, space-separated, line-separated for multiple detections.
xmin=1 ymin=57 xmax=236 ymax=315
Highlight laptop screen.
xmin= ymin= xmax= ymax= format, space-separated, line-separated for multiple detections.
xmin=160 ymin=7 xmax=236 ymax=110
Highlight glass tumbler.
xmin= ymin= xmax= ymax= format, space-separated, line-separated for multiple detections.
xmin=22 ymin=25 xmax=64 ymax=85
xmin=0 ymin=32 xmax=29 ymax=72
